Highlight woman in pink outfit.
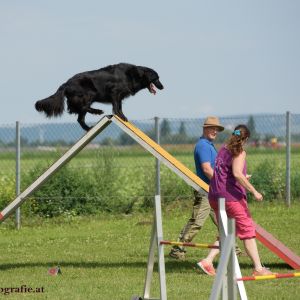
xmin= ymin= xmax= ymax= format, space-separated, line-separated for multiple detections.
xmin=196 ymin=124 xmax=274 ymax=276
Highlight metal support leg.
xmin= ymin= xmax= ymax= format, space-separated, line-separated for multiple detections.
xmin=143 ymin=222 xmax=157 ymax=299
xmin=209 ymin=218 xmax=236 ymax=300
xmin=154 ymin=195 xmax=167 ymax=300
xmin=227 ymin=220 xmax=237 ymax=300
xmin=143 ymin=195 xmax=167 ymax=300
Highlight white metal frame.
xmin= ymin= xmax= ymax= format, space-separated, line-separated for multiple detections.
xmin=143 ymin=195 xmax=167 ymax=300
xmin=209 ymin=198 xmax=248 ymax=300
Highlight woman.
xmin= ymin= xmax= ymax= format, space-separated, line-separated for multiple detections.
xmin=196 ymin=124 xmax=274 ymax=276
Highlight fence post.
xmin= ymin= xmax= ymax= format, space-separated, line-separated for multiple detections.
xmin=15 ymin=121 xmax=21 ymax=229
xmin=155 ymin=117 xmax=161 ymax=195
xmin=286 ymin=111 xmax=291 ymax=207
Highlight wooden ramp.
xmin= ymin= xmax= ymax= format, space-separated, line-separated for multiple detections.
xmin=1 ymin=115 xmax=299 ymax=269
xmin=255 ymin=223 xmax=300 ymax=269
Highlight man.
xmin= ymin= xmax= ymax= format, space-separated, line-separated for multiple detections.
xmin=169 ymin=116 xmax=224 ymax=260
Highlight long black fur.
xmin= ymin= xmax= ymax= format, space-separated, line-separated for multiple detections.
xmin=35 ymin=63 xmax=164 ymax=131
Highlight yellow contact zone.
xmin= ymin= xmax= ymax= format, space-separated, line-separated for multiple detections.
xmin=161 ymin=241 xmax=216 ymax=249
xmin=254 ymin=275 xmax=277 ymax=280
xmin=114 ymin=116 xmax=209 ymax=192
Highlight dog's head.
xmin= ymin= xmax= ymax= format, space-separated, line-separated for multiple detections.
xmin=138 ymin=66 xmax=164 ymax=95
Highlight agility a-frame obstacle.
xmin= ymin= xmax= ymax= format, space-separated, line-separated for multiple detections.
xmin=1 ymin=116 xmax=300 ymax=297
xmin=0 ymin=115 xmax=207 ymax=222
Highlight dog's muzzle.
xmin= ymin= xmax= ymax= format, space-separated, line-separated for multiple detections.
xmin=148 ymin=80 xmax=164 ymax=95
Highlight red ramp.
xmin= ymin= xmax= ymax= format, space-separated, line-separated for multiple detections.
xmin=255 ymin=222 xmax=300 ymax=270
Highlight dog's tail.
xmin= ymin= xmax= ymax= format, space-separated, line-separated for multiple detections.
xmin=35 ymin=83 xmax=66 ymax=117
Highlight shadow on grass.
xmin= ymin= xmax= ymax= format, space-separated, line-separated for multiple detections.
xmin=0 ymin=260 xmax=291 ymax=272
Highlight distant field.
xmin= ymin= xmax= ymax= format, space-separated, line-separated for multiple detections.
xmin=0 ymin=145 xmax=298 ymax=174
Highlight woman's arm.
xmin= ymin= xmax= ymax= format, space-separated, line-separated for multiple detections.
xmin=232 ymin=151 xmax=263 ymax=201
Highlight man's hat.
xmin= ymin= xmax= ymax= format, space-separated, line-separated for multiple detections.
xmin=203 ymin=116 xmax=224 ymax=132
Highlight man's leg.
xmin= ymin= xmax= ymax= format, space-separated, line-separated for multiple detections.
xmin=169 ymin=190 xmax=211 ymax=259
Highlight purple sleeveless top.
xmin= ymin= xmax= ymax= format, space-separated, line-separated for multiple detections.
xmin=208 ymin=145 xmax=247 ymax=202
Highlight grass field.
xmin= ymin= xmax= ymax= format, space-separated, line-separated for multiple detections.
xmin=1 ymin=145 xmax=299 ymax=217
xmin=0 ymin=201 xmax=300 ymax=300
xmin=0 ymin=145 xmax=298 ymax=174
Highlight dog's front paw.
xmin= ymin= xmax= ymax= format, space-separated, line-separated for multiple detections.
xmin=117 ymin=113 xmax=128 ymax=122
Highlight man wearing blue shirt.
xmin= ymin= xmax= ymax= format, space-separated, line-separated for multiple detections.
xmin=169 ymin=116 xmax=224 ymax=260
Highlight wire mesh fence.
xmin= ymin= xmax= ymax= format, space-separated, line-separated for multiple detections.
xmin=0 ymin=113 xmax=299 ymax=218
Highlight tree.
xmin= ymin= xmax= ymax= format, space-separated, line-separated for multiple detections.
xmin=174 ymin=121 xmax=190 ymax=144
xmin=118 ymin=132 xmax=135 ymax=145
xmin=247 ymin=115 xmax=259 ymax=141
xmin=247 ymin=115 xmax=256 ymax=134
xmin=160 ymin=119 xmax=171 ymax=138
xmin=179 ymin=121 xmax=187 ymax=136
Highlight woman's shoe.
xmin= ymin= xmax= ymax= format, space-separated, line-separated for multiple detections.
xmin=252 ymin=267 xmax=274 ymax=276
xmin=195 ymin=259 xmax=216 ymax=276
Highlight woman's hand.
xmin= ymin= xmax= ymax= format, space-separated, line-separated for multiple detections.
xmin=253 ymin=190 xmax=263 ymax=201
xmin=246 ymin=174 xmax=252 ymax=180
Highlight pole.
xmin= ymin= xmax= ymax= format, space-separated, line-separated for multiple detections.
xmin=155 ymin=117 xmax=161 ymax=195
xmin=286 ymin=111 xmax=291 ymax=207
xmin=15 ymin=121 xmax=21 ymax=229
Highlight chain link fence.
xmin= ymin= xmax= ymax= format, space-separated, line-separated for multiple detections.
xmin=0 ymin=113 xmax=299 ymax=219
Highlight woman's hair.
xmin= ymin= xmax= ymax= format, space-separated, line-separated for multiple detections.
xmin=226 ymin=124 xmax=250 ymax=157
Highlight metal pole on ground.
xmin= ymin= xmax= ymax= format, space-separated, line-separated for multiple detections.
xmin=286 ymin=111 xmax=291 ymax=207
xmin=143 ymin=195 xmax=167 ymax=300
xmin=155 ymin=117 xmax=161 ymax=195
xmin=15 ymin=121 xmax=21 ymax=230
xmin=155 ymin=195 xmax=167 ymax=300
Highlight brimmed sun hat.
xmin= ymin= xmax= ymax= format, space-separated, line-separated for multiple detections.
xmin=203 ymin=116 xmax=224 ymax=132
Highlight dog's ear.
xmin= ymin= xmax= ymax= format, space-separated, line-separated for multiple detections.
xmin=133 ymin=66 xmax=158 ymax=81
xmin=126 ymin=66 xmax=144 ymax=80
xmin=141 ymin=67 xmax=159 ymax=82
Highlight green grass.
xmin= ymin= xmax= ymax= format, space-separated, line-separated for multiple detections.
xmin=0 ymin=146 xmax=298 ymax=173
xmin=1 ymin=201 xmax=300 ymax=299
xmin=1 ymin=146 xmax=299 ymax=183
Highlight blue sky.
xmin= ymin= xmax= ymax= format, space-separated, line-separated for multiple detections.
xmin=1 ymin=1 xmax=299 ymax=125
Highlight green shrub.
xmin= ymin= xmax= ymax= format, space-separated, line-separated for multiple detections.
xmin=22 ymin=149 xmax=155 ymax=216
xmin=89 ymin=149 xmax=141 ymax=213
xmin=291 ymin=171 xmax=300 ymax=200
xmin=0 ymin=174 xmax=15 ymax=209
xmin=23 ymin=163 xmax=95 ymax=217
xmin=160 ymin=165 xmax=193 ymax=203
xmin=249 ymin=159 xmax=285 ymax=201
xmin=6 ymin=148 xmax=297 ymax=217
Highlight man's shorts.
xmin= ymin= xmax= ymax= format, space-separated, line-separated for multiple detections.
xmin=209 ymin=198 xmax=256 ymax=240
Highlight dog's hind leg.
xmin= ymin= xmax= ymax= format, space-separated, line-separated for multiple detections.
xmin=77 ymin=112 xmax=91 ymax=131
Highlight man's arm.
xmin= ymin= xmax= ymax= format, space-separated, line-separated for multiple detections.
xmin=201 ymin=162 xmax=214 ymax=180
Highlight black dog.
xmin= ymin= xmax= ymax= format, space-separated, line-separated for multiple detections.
xmin=35 ymin=63 xmax=164 ymax=130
